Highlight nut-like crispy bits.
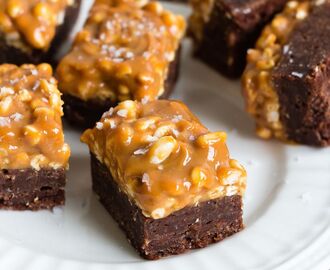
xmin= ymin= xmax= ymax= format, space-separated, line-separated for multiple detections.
xmin=0 ymin=63 xmax=70 ymax=170
xmin=82 ymin=100 xmax=246 ymax=219
xmin=0 ymin=0 xmax=74 ymax=49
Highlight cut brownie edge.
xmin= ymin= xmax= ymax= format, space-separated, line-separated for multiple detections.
xmin=62 ymin=46 xmax=182 ymax=129
xmin=272 ymin=2 xmax=330 ymax=146
xmin=190 ymin=0 xmax=287 ymax=78
xmin=0 ymin=168 xmax=66 ymax=210
xmin=91 ymin=153 xmax=244 ymax=260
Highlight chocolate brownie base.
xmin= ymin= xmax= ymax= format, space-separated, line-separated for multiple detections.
xmin=272 ymin=3 xmax=330 ymax=146
xmin=192 ymin=0 xmax=287 ymax=78
xmin=63 ymin=46 xmax=181 ymax=129
xmin=91 ymin=154 xmax=243 ymax=260
xmin=0 ymin=0 xmax=81 ymax=66
xmin=0 ymin=168 xmax=66 ymax=210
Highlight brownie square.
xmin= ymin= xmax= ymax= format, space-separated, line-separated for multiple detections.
xmin=0 ymin=0 xmax=81 ymax=65
xmin=242 ymin=0 xmax=330 ymax=146
xmin=82 ymin=100 xmax=246 ymax=259
xmin=57 ymin=1 xmax=185 ymax=129
xmin=189 ymin=0 xmax=288 ymax=78
xmin=272 ymin=2 xmax=330 ymax=146
xmin=0 ymin=64 xmax=70 ymax=210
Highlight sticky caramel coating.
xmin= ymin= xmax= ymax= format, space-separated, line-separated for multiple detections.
xmin=94 ymin=0 xmax=149 ymax=7
xmin=242 ymin=1 xmax=311 ymax=140
xmin=0 ymin=64 xmax=70 ymax=170
xmin=0 ymin=0 xmax=73 ymax=50
xmin=188 ymin=0 xmax=214 ymax=43
xmin=56 ymin=2 xmax=185 ymax=103
xmin=81 ymin=100 xmax=246 ymax=219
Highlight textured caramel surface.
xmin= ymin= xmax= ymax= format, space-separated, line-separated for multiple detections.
xmin=0 ymin=64 xmax=70 ymax=170
xmin=94 ymin=0 xmax=148 ymax=6
xmin=242 ymin=0 xmax=311 ymax=140
xmin=0 ymin=0 xmax=74 ymax=50
xmin=189 ymin=0 xmax=214 ymax=43
xmin=82 ymin=100 xmax=246 ymax=219
xmin=56 ymin=2 xmax=185 ymax=103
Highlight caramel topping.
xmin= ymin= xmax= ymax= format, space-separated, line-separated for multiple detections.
xmin=0 ymin=0 xmax=73 ymax=50
xmin=56 ymin=2 xmax=185 ymax=103
xmin=0 ymin=64 xmax=70 ymax=170
xmin=242 ymin=1 xmax=311 ymax=140
xmin=94 ymin=0 xmax=148 ymax=7
xmin=189 ymin=0 xmax=214 ymax=43
xmin=81 ymin=100 xmax=246 ymax=219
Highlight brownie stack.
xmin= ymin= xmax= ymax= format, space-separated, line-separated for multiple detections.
xmin=82 ymin=100 xmax=247 ymax=259
xmin=189 ymin=0 xmax=288 ymax=78
xmin=0 ymin=0 xmax=81 ymax=65
xmin=242 ymin=0 xmax=330 ymax=146
xmin=0 ymin=64 xmax=70 ymax=210
xmin=57 ymin=1 xmax=186 ymax=129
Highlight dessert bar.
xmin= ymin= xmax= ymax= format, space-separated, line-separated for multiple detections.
xmin=189 ymin=0 xmax=287 ymax=78
xmin=0 ymin=0 xmax=81 ymax=65
xmin=242 ymin=0 xmax=330 ymax=146
xmin=57 ymin=1 xmax=185 ymax=128
xmin=82 ymin=99 xmax=246 ymax=259
xmin=0 ymin=64 xmax=70 ymax=210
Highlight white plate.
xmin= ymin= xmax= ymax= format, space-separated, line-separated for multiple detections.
xmin=0 ymin=2 xmax=330 ymax=270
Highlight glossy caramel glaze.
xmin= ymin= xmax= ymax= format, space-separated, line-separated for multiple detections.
xmin=82 ymin=100 xmax=246 ymax=219
xmin=0 ymin=64 xmax=70 ymax=170
xmin=0 ymin=0 xmax=74 ymax=50
xmin=56 ymin=2 xmax=185 ymax=104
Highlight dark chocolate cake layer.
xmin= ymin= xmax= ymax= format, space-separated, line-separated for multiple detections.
xmin=0 ymin=168 xmax=66 ymax=210
xmin=91 ymin=154 xmax=243 ymax=260
xmin=192 ymin=0 xmax=287 ymax=78
xmin=63 ymin=47 xmax=181 ymax=129
xmin=272 ymin=3 xmax=330 ymax=146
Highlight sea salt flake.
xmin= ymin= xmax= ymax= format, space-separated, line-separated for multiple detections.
xmin=52 ymin=128 xmax=59 ymax=134
xmin=125 ymin=51 xmax=134 ymax=59
xmin=96 ymin=122 xmax=104 ymax=130
xmin=141 ymin=173 xmax=151 ymax=191
xmin=0 ymin=87 xmax=14 ymax=96
xmin=207 ymin=146 xmax=215 ymax=161
xmin=283 ymin=45 xmax=290 ymax=54
xmin=10 ymin=113 xmax=23 ymax=122
xmin=117 ymin=109 xmax=128 ymax=117
xmin=172 ymin=114 xmax=183 ymax=123
xmin=134 ymin=148 xmax=148 ymax=155
xmin=183 ymin=181 xmax=191 ymax=190
xmin=0 ymin=117 xmax=10 ymax=126
xmin=291 ymin=71 xmax=304 ymax=78
xmin=141 ymin=96 xmax=149 ymax=105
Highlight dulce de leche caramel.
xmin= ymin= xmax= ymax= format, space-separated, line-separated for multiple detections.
xmin=56 ymin=2 xmax=185 ymax=104
xmin=0 ymin=0 xmax=74 ymax=50
xmin=81 ymin=100 xmax=246 ymax=219
xmin=0 ymin=64 xmax=70 ymax=170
